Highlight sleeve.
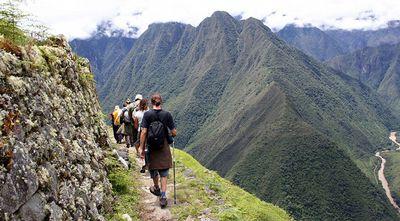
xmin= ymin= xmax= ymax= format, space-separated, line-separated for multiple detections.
xmin=166 ymin=112 xmax=176 ymax=130
xmin=141 ymin=112 xmax=149 ymax=129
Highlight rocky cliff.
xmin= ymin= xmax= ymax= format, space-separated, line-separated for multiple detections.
xmin=0 ymin=36 xmax=112 ymax=220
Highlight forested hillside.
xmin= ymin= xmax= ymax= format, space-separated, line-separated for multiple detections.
xmin=70 ymin=36 xmax=135 ymax=90
xmin=328 ymin=43 xmax=400 ymax=112
xmin=277 ymin=23 xmax=400 ymax=61
xmin=277 ymin=24 xmax=346 ymax=61
xmin=95 ymin=11 xmax=400 ymax=220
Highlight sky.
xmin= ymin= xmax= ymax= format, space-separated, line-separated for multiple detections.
xmin=17 ymin=0 xmax=400 ymax=40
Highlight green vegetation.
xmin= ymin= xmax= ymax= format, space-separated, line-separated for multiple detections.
xmin=76 ymin=11 xmax=400 ymax=220
xmin=76 ymin=56 xmax=95 ymax=87
xmin=277 ymin=24 xmax=345 ymax=61
xmin=0 ymin=0 xmax=29 ymax=45
xmin=0 ymin=0 xmax=48 ymax=45
xmin=172 ymin=149 xmax=291 ymax=221
xmin=70 ymin=36 xmax=135 ymax=91
xmin=328 ymin=43 xmax=400 ymax=113
xmin=104 ymin=148 xmax=140 ymax=221
xmin=101 ymin=135 xmax=290 ymax=220
xmin=277 ymin=24 xmax=400 ymax=62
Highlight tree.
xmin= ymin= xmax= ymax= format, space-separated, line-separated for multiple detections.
xmin=0 ymin=0 xmax=29 ymax=44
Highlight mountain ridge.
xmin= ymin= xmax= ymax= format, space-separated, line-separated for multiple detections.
xmin=277 ymin=24 xmax=400 ymax=61
xmin=327 ymin=43 xmax=400 ymax=113
xmin=96 ymin=11 xmax=400 ymax=220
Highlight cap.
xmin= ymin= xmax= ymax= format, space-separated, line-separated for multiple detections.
xmin=134 ymin=94 xmax=143 ymax=101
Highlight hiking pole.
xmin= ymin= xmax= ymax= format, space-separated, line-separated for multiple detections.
xmin=172 ymin=140 xmax=177 ymax=204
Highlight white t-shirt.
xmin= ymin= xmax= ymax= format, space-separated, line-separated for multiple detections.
xmin=134 ymin=110 xmax=148 ymax=131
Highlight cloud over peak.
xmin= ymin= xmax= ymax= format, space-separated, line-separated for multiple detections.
xmin=23 ymin=0 xmax=400 ymax=39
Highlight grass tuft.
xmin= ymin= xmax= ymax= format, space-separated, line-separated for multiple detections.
xmin=104 ymin=148 xmax=141 ymax=221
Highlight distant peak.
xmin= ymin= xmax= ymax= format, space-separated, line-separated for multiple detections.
xmin=91 ymin=20 xmax=138 ymax=38
xmin=198 ymin=11 xmax=239 ymax=29
xmin=282 ymin=23 xmax=298 ymax=29
xmin=387 ymin=20 xmax=400 ymax=28
xmin=148 ymin=22 xmax=187 ymax=29
xmin=243 ymin=17 xmax=272 ymax=32
xmin=244 ymin=17 xmax=263 ymax=24
xmin=210 ymin=11 xmax=232 ymax=18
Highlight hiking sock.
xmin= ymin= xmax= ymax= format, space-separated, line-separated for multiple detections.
xmin=161 ymin=191 xmax=166 ymax=198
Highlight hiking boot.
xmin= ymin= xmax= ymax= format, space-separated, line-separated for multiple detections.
xmin=140 ymin=165 xmax=146 ymax=173
xmin=160 ymin=197 xmax=168 ymax=208
xmin=150 ymin=186 xmax=161 ymax=196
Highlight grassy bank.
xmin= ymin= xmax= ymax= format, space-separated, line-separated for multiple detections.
xmin=171 ymin=149 xmax=291 ymax=221
xmin=104 ymin=146 xmax=141 ymax=221
xmin=102 ymin=138 xmax=290 ymax=220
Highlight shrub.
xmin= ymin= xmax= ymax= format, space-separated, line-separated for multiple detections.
xmin=0 ymin=0 xmax=29 ymax=45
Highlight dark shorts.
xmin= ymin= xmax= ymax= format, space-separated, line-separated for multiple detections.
xmin=149 ymin=168 xmax=169 ymax=178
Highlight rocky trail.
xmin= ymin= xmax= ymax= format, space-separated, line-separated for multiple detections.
xmin=111 ymin=138 xmax=176 ymax=221
xmin=375 ymin=132 xmax=400 ymax=213
xmin=135 ymin=156 xmax=175 ymax=221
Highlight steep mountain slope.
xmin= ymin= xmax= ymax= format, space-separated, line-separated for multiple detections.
xmin=70 ymin=36 xmax=135 ymax=91
xmin=326 ymin=23 xmax=400 ymax=52
xmin=276 ymin=23 xmax=400 ymax=62
xmin=100 ymin=12 xmax=400 ymax=220
xmin=328 ymin=43 xmax=400 ymax=112
xmin=277 ymin=25 xmax=346 ymax=61
xmin=105 ymin=138 xmax=291 ymax=220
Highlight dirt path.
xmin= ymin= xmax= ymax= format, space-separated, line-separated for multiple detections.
xmin=375 ymin=132 xmax=400 ymax=213
xmin=134 ymin=156 xmax=177 ymax=221
xmin=109 ymin=129 xmax=176 ymax=221
xmin=389 ymin=132 xmax=400 ymax=150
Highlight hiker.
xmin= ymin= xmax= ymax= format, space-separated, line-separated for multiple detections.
xmin=139 ymin=93 xmax=176 ymax=208
xmin=111 ymin=105 xmax=123 ymax=143
xmin=134 ymin=94 xmax=143 ymax=110
xmin=121 ymin=99 xmax=135 ymax=148
xmin=134 ymin=98 xmax=149 ymax=167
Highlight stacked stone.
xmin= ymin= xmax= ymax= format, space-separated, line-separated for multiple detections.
xmin=0 ymin=36 xmax=112 ymax=220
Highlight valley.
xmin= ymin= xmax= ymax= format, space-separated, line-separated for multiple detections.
xmin=70 ymin=12 xmax=400 ymax=220
xmin=376 ymin=132 xmax=400 ymax=214
xmin=3 ymin=1 xmax=400 ymax=220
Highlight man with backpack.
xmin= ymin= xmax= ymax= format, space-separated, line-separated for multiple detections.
xmin=121 ymin=99 xmax=135 ymax=148
xmin=139 ymin=93 xmax=176 ymax=208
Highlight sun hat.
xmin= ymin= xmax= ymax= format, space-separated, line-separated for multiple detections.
xmin=134 ymin=94 xmax=143 ymax=101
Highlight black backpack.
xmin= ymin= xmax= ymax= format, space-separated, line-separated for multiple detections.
xmin=147 ymin=111 xmax=166 ymax=150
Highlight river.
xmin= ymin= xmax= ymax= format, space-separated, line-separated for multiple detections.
xmin=375 ymin=132 xmax=400 ymax=213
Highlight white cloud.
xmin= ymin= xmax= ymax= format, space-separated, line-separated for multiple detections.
xmin=21 ymin=0 xmax=400 ymax=39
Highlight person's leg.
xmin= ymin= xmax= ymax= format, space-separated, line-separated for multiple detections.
xmin=118 ymin=133 xmax=123 ymax=143
xmin=129 ymin=133 xmax=135 ymax=148
xmin=153 ymin=175 xmax=160 ymax=188
xmin=160 ymin=176 xmax=167 ymax=196
xmin=159 ymin=169 xmax=169 ymax=208
xmin=134 ymin=131 xmax=140 ymax=156
xmin=149 ymin=170 xmax=161 ymax=196
xmin=135 ymin=143 xmax=140 ymax=156
xmin=159 ymin=169 xmax=169 ymax=196
xmin=112 ymin=125 xmax=118 ymax=142
xmin=125 ymin=135 xmax=130 ymax=148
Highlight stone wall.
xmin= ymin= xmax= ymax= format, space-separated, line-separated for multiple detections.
xmin=0 ymin=36 xmax=112 ymax=220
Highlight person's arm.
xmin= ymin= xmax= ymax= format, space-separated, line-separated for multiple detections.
xmin=171 ymin=128 xmax=177 ymax=137
xmin=139 ymin=128 xmax=147 ymax=159
xmin=133 ymin=116 xmax=139 ymax=130
xmin=167 ymin=112 xmax=177 ymax=137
